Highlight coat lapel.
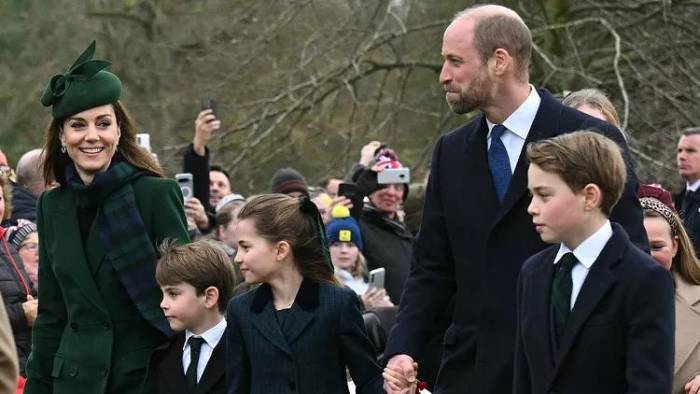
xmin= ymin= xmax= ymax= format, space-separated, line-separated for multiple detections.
xmin=250 ymin=285 xmax=292 ymax=356
xmin=283 ymin=279 xmax=319 ymax=345
xmin=549 ymin=227 xmax=623 ymax=383
xmin=673 ymin=271 xmax=700 ymax=374
xmin=52 ymin=194 xmax=108 ymax=314
xmin=529 ymin=249 xmax=558 ymax=367
xmin=157 ymin=334 xmax=187 ymax=390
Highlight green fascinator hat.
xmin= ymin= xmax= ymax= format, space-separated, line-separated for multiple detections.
xmin=40 ymin=41 xmax=122 ymax=119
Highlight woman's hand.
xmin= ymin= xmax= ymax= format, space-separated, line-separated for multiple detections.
xmin=361 ymin=288 xmax=393 ymax=309
xmin=22 ymin=295 xmax=38 ymax=327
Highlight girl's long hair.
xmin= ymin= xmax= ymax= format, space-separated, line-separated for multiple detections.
xmin=237 ymin=194 xmax=339 ymax=285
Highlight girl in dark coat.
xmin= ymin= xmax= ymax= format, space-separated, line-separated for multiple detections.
xmin=226 ymin=194 xmax=384 ymax=394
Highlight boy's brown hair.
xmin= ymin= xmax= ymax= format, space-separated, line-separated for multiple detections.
xmin=156 ymin=240 xmax=235 ymax=313
xmin=526 ymin=131 xmax=626 ymax=216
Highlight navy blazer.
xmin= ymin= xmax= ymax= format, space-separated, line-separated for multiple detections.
xmin=514 ymin=224 xmax=675 ymax=394
xmin=148 ymin=331 xmax=226 ymax=394
xmin=225 ymin=278 xmax=383 ymax=394
xmin=384 ymin=89 xmax=648 ymax=394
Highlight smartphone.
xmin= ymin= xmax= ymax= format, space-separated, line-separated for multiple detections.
xmin=377 ymin=168 xmax=410 ymax=184
xmin=338 ymin=183 xmax=363 ymax=220
xmin=201 ymin=98 xmax=218 ymax=119
xmin=368 ymin=268 xmax=386 ymax=289
xmin=175 ymin=173 xmax=194 ymax=202
xmin=135 ymin=133 xmax=151 ymax=152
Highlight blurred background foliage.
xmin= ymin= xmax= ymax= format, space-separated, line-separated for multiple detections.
xmin=1 ymin=0 xmax=698 ymax=193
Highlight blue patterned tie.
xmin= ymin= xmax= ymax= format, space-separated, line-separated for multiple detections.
xmin=488 ymin=124 xmax=512 ymax=202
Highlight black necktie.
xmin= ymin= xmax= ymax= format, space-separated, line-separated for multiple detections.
xmin=682 ymin=190 xmax=693 ymax=216
xmin=185 ymin=336 xmax=206 ymax=392
xmin=551 ymin=253 xmax=578 ymax=345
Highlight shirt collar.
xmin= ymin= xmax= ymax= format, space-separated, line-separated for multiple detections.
xmin=183 ymin=317 xmax=227 ymax=351
xmin=687 ymin=179 xmax=700 ymax=192
xmin=486 ymin=85 xmax=541 ymax=139
xmin=554 ymin=220 xmax=613 ymax=269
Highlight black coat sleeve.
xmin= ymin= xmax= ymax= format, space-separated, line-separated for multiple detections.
xmin=183 ymin=143 xmax=212 ymax=214
xmin=384 ymin=136 xmax=457 ymax=360
xmin=624 ymin=264 xmax=675 ymax=394
xmin=339 ymin=292 xmax=384 ymax=394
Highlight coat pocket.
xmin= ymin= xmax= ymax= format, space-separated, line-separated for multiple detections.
xmin=51 ymin=355 xmax=79 ymax=379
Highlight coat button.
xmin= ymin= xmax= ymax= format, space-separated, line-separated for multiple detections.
xmin=70 ymin=322 xmax=78 ymax=331
xmin=69 ymin=367 xmax=78 ymax=377
xmin=103 ymin=321 xmax=111 ymax=331
xmin=102 ymin=370 xmax=108 ymax=377
xmin=288 ymin=381 xmax=296 ymax=391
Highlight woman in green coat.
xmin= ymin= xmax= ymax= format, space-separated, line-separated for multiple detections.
xmin=24 ymin=42 xmax=190 ymax=394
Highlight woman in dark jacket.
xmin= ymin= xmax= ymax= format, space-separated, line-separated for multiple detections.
xmin=0 ymin=175 xmax=37 ymax=376
xmin=24 ymin=42 xmax=189 ymax=394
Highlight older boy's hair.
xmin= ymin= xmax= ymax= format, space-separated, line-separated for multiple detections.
xmin=156 ymin=240 xmax=235 ymax=313
xmin=527 ymin=131 xmax=626 ymax=216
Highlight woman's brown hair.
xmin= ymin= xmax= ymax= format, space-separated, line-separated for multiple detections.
xmin=644 ymin=208 xmax=700 ymax=285
xmin=0 ymin=175 xmax=12 ymax=220
xmin=41 ymin=100 xmax=164 ymax=185
xmin=237 ymin=194 xmax=338 ymax=285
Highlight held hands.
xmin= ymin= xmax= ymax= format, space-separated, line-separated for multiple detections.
xmin=184 ymin=197 xmax=209 ymax=230
xmin=383 ymin=354 xmax=418 ymax=394
xmin=686 ymin=374 xmax=700 ymax=394
xmin=193 ymin=109 xmax=221 ymax=156
xmin=22 ymin=294 xmax=38 ymax=327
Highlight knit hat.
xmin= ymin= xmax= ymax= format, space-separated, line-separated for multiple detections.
xmin=270 ymin=167 xmax=309 ymax=196
xmin=325 ymin=205 xmax=363 ymax=251
xmin=8 ymin=222 xmax=37 ymax=251
xmin=40 ymin=41 xmax=122 ymax=119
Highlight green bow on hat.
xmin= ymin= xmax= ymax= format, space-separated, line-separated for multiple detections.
xmin=40 ymin=41 xmax=122 ymax=119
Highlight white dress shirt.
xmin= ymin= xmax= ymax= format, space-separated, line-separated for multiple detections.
xmin=182 ymin=317 xmax=227 ymax=383
xmin=554 ymin=220 xmax=613 ymax=310
xmin=486 ymin=85 xmax=541 ymax=172
xmin=687 ymin=179 xmax=700 ymax=192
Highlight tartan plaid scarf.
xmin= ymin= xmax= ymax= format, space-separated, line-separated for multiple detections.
xmin=65 ymin=161 xmax=173 ymax=337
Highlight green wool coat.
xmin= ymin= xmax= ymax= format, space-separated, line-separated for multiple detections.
xmin=25 ymin=176 xmax=190 ymax=394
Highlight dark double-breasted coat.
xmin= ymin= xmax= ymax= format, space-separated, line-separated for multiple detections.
xmin=226 ymin=278 xmax=384 ymax=394
xmin=384 ymin=89 xmax=648 ymax=393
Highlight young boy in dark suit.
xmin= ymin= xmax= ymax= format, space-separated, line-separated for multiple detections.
xmin=148 ymin=240 xmax=235 ymax=394
xmin=514 ymin=131 xmax=675 ymax=394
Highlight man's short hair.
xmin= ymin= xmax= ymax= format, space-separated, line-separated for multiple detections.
xmin=681 ymin=126 xmax=700 ymax=137
xmin=527 ymin=131 xmax=626 ymax=216
xmin=455 ymin=6 xmax=532 ymax=81
xmin=210 ymin=165 xmax=230 ymax=181
xmin=156 ymin=240 xmax=235 ymax=313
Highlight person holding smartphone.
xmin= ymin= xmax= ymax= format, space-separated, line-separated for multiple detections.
xmin=182 ymin=98 xmax=233 ymax=235
xmin=326 ymin=205 xmax=393 ymax=310
xmin=349 ymin=146 xmax=412 ymax=306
